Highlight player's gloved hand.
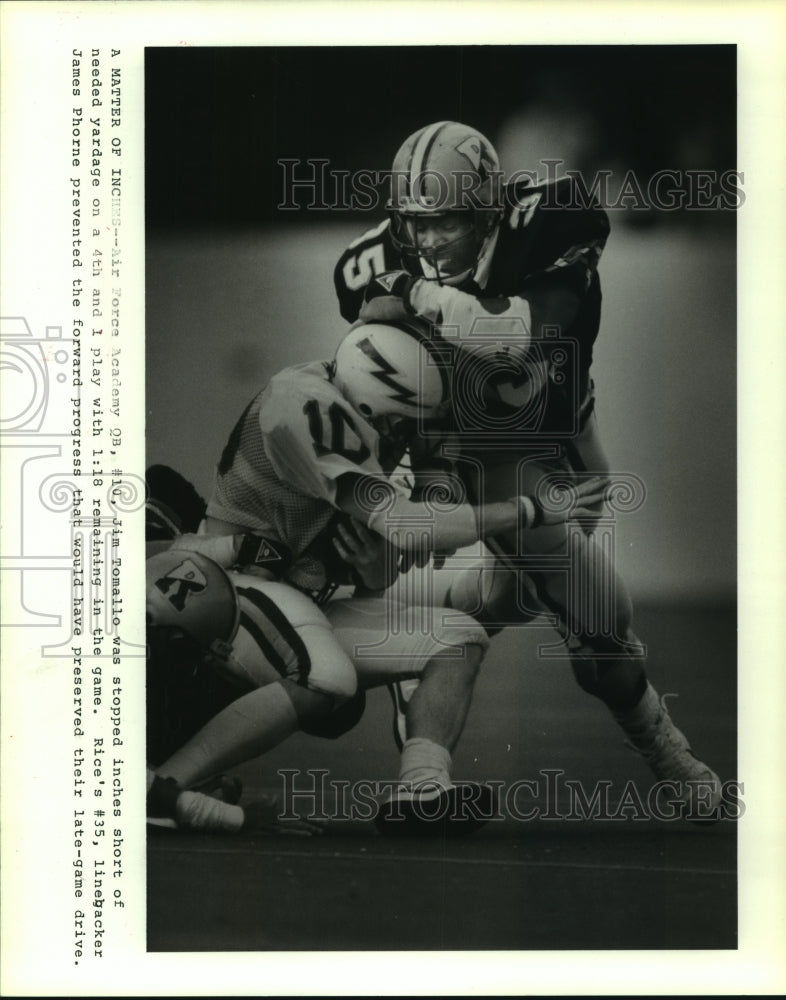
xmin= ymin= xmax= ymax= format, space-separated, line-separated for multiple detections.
xmin=517 ymin=475 xmax=610 ymax=528
xmin=359 ymin=270 xmax=418 ymax=324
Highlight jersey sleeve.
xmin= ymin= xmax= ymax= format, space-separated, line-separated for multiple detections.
xmin=512 ymin=176 xmax=610 ymax=301
xmin=258 ymin=365 xmax=397 ymax=506
xmin=333 ymin=220 xmax=399 ymax=322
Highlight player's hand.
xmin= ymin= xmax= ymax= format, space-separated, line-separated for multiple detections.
xmin=359 ymin=296 xmax=413 ymax=325
xmin=522 ymin=475 xmax=610 ymax=527
xmin=363 ymin=270 xmax=417 ymax=303
xmin=397 ymin=544 xmax=433 ymax=575
xmin=333 ymin=517 xmax=398 ymax=592
xmin=359 ymin=271 xmax=418 ymax=324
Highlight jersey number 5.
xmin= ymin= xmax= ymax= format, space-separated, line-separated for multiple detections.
xmin=341 ymin=243 xmax=386 ymax=291
xmin=303 ymin=400 xmax=371 ymax=464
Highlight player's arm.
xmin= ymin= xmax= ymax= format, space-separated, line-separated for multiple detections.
xmin=512 ymin=190 xmax=610 ymax=332
xmin=148 ymin=531 xmax=292 ymax=580
xmin=334 ymin=471 xmax=608 ymax=555
xmin=360 ymin=270 xmax=585 ymax=364
xmin=361 ymin=188 xmax=610 ymax=353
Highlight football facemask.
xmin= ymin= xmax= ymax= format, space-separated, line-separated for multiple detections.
xmin=387 ymin=121 xmax=503 ymax=285
xmin=393 ymin=211 xmax=480 ymax=285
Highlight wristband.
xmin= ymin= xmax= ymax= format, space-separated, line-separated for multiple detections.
xmin=236 ymin=533 xmax=292 ymax=576
xmin=517 ymin=495 xmax=542 ymax=529
xmin=365 ymin=271 xmax=418 ymax=312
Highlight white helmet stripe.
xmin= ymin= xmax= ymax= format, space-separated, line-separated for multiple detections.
xmin=408 ymin=120 xmax=450 ymax=194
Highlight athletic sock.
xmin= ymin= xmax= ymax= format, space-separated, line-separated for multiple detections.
xmin=612 ymin=681 xmax=661 ymax=746
xmin=397 ymin=737 xmax=452 ymax=790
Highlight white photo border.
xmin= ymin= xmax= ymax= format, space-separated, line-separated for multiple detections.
xmin=1 ymin=1 xmax=785 ymax=996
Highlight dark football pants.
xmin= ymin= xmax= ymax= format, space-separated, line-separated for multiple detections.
xmin=458 ymin=412 xmax=648 ymax=711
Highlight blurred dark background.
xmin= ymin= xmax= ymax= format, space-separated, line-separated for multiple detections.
xmin=145 ymin=45 xmax=737 ymax=230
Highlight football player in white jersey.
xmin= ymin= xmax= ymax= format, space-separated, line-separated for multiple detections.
xmin=144 ymin=536 xmax=496 ymax=836
xmin=145 ymin=544 xmax=354 ymax=834
xmin=205 ymin=319 xmax=604 ymax=597
xmin=166 ymin=320 xmax=606 ymax=833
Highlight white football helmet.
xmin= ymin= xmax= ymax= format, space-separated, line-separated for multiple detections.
xmin=332 ymin=321 xmax=451 ymax=430
xmin=146 ymin=548 xmax=239 ymax=650
xmin=387 ymin=121 xmax=504 ymax=285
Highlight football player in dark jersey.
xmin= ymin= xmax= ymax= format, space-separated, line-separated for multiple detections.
xmin=333 ymin=121 xmax=721 ymax=819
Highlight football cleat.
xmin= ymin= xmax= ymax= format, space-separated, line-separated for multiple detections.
xmin=147 ymin=774 xmax=245 ymax=833
xmin=621 ymin=686 xmax=722 ymax=822
xmin=374 ymin=782 xmax=497 ymax=837
xmin=172 ymin=789 xmax=245 ymax=833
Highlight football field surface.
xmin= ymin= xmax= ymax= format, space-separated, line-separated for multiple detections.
xmin=148 ymin=603 xmax=737 ymax=952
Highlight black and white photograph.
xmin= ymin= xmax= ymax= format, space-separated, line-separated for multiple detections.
xmin=1 ymin=2 xmax=785 ymax=996
xmin=144 ymin=44 xmax=739 ymax=951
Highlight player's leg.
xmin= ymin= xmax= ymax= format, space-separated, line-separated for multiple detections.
xmin=610 ymin=683 xmax=722 ymax=819
xmin=382 ymin=555 xmax=538 ymax=749
xmin=146 ymin=767 xmax=245 ymax=833
xmin=153 ymin=679 xmax=330 ymax=790
xmin=326 ymin=594 xmax=495 ymax=834
xmin=326 ymin=593 xmax=488 ymax=760
xmin=519 ymin=443 xmax=720 ymax=813
xmin=460 ymin=444 xmax=646 ymax=703
xmin=401 ymin=640 xmax=482 ymax=768
xmin=461 ymin=446 xmax=721 ymax=815
xmin=437 ymin=551 xmax=539 ymax=636
xmin=149 ymin=578 xmax=358 ymax=791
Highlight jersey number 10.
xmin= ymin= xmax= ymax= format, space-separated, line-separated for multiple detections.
xmin=303 ymin=400 xmax=371 ymax=464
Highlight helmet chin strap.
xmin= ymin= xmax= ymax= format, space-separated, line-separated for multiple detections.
xmin=420 ymin=256 xmax=473 ymax=286
xmin=419 ymin=225 xmax=498 ymax=287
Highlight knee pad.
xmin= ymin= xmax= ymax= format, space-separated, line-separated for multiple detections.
xmin=299 ymin=689 xmax=367 ymax=740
